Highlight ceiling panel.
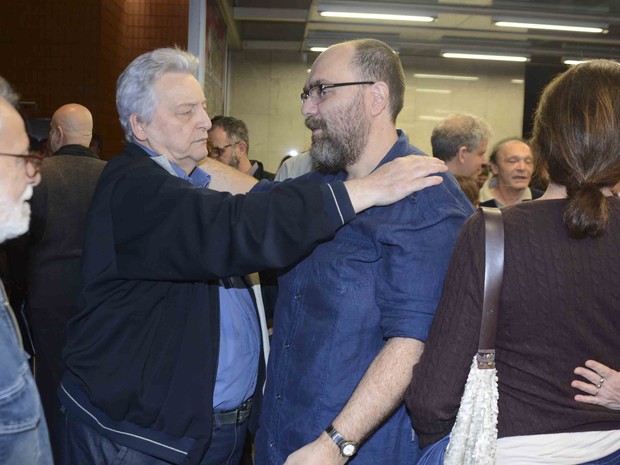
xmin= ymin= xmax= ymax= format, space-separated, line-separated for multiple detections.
xmin=226 ymin=0 xmax=620 ymax=63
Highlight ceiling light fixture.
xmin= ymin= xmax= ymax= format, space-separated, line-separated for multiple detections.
xmin=494 ymin=19 xmax=607 ymax=34
xmin=317 ymin=3 xmax=435 ymax=23
xmin=414 ymin=89 xmax=452 ymax=94
xmin=320 ymin=11 xmax=434 ymax=22
xmin=562 ymin=57 xmax=596 ymax=65
xmin=442 ymin=51 xmax=530 ymax=63
xmin=413 ymin=73 xmax=479 ymax=81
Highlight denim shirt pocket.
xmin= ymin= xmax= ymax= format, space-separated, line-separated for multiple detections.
xmin=0 ymin=363 xmax=42 ymax=434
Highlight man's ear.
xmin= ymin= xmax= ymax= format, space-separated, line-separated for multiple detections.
xmin=369 ymin=81 xmax=389 ymax=117
xmin=53 ymin=125 xmax=64 ymax=145
xmin=129 ymin=113 xmax=146 ymax=141
xmin=457 ymin=146 xmax=469 ymax=164
xmin=49 ymin=125 xmax=63 ymax=152
xmin=237 ymin=140 xmax=248 ymax=158
xmin=490 ymin=161 xmax=499 ymax=175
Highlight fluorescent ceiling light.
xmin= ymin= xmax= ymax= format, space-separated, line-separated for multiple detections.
xmin=494 ymin=20 xmax=606 ymax=34
xmin=413 ymin=73 xmax=479 ymax=81
xmin=418 ymin=115 xmax=445 ymax=122
xmin=442 ymin=52 xmax=529 ymax=62
xmin=415 ymin=88 xmax=451 ymax=94
xmin=310 ymin=46 xmax=329 ymax=52
xmin=511 ymin=79 xmax=524 ymax=84
xmin=562 ymin=58 xmax=595 ymax=65
xmin=320 ymin=11 xmax=434 ymax=22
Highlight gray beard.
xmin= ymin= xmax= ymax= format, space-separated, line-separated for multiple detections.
xmin=307 ymin=97 xmax=369 ymax=174
xmin=0 ymin=195 xmax=30 ymax=243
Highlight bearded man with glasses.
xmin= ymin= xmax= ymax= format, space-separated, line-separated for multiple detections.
xmin=207 ymin=115 xmax=276 ymax=181
xmin=253 ymin=39 xmax=474 ymax=465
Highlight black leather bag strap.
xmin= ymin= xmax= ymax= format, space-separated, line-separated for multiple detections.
xmin=477 ymin=207 xmax=505 ymax=369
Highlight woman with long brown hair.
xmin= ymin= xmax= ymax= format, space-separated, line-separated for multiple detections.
xmin=407 ymin=60 xmax=620 ymax=464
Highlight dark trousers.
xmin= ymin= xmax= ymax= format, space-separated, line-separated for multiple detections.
xmin=28 ymin=304 xmax=76 ymax=463
xmin=58 ymin=407 xmax=249 ymax=465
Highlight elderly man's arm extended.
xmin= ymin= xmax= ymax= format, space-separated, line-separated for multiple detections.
xmin=203 ymin=154 xmax=447 ymax=212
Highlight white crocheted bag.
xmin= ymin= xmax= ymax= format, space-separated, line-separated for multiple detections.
xmin=443 ymin=354 xmax=499 ymax=465
xmin=444 ymin=207 xmax=504 ymax=465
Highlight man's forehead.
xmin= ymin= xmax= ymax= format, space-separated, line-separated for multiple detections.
xmin=0 ymin=99 xmax=28 ymax=153
xmin=500 ymin=141 xmax=532 ymax=158
xmin=154 ymin=72 xmax=205 ymax=103
xmin=307 ymin=44 xmax=355 ymax=86
xmin=208 ymin=125 xmax=228 ymax=142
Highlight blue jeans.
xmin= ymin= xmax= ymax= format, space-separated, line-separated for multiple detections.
xmin=58 ymin=406 xmax=249 ymax=465
xmin=415 ymin=435 xmax=620 ymax=465
xmin=582 ymin=448 xmax=620 ymax=465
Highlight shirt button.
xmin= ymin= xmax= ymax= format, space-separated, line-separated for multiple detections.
xmin=294 ymin=294 xmax=301 ymax=301
xmin=270 ymin=441 xmax=276 ymax=447
xmin=276 ymin=394 xmax=282 ymax=400
xmin=284 ymin=342 xmax=290 ymax=349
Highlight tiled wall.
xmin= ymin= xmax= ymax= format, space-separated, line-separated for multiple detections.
xmin=0 ymin=0 xmax=189 ymax=158
xmin=0 ymin=0 xmax=101 ymax=127
xmin=98 ymin=0 xmax=190 ymax=155
xmin=229 ymin=50 xmax=526 ymax=173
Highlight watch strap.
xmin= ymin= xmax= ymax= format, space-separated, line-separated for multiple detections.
xmin=325 ymin=424 xmax=358 ymax=457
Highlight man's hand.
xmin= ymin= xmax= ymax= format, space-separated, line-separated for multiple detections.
xmin=344 ymin=155 xmax=447 ymax=213
xmin=284 ymin=432 xmax=348 ymax=465
xmin=572 ymin=360 xmax=620 ymax=410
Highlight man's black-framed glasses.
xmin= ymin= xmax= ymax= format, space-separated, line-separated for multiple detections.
xmin=300 ymin=81 xmax=375 ymax=104
xmin=210 ymin=141 xmax=240 ymax=157
xmin=0 ymin=152 xmax=44 ymax=176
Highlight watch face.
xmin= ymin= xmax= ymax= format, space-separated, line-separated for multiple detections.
xmin=342 ymin=443 xmax=356 ymax=457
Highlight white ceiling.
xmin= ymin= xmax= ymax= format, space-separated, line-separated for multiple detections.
xmin=219 ymin=0 xmax=620 ymax=63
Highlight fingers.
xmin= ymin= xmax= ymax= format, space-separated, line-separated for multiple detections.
xmin=412 ymin=175 xmax=444 ymax=190
xmin=571 ymin=379 xmax=600 ymax=396
xmin=402 ymin=156 xmax=447 ymax=176
xmin=574 ymin=366 xmax=598 ymax=384
xmin=584 ymin=359 xmax=613 ymax=377
xmin=574 ymin=360 xmax=614 ymax=387
xmin=574 ymin=393 xmax=603 ymax=406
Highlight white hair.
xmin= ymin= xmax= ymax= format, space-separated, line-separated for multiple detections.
xmin=116 ymin=47 xmax=200 ymax=142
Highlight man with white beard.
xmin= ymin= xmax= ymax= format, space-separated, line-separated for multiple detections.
xmin=0 ymin=76 xmax=53 ymax=465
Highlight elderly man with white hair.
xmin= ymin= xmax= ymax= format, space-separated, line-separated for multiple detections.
xmin=0 ymin=76 xmax=53 ymax=465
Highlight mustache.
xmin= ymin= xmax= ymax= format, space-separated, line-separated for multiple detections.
xmin=305 ymin=117 xmax=327 ymax=131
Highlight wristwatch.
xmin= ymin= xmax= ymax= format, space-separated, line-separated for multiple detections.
xmin=325 ymin=424 xmax=358 ymax=457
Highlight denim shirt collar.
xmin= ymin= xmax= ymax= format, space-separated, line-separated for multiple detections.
xmin=136 ymin=143 xmax=211 ymax=188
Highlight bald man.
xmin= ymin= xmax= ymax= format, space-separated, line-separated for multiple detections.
xmin=22 ymin=103 xmax=106 ymax=458
xmin=49 ymin=103 xmax=93 ymax=152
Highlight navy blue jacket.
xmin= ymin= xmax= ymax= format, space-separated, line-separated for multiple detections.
xmin=60 ymin=143 xmax=354 ymax=464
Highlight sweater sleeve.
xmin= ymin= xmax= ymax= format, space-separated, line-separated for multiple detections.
xmin=406 ymin=211 xmax=486 ymax=448
xmin=108 ymin=166 xmax=354 ymax=281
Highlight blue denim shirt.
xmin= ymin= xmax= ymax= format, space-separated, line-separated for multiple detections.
xmin=254 ymin=132 xmax=474 ymax=464
xmin=0 ymin=280 xmax=53 ymax=465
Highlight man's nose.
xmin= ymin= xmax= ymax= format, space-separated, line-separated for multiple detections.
xmin=302 ymin=97 xmax=318 ymax=117
xmin=199 ymin=107 xmax=212 ymax=131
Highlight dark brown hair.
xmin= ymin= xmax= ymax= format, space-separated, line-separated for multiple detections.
xmin=531 ymin=59 xmax=620 ymax=239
